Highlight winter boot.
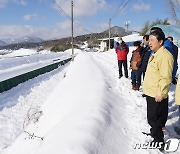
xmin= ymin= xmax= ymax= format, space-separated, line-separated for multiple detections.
xmin=135 ymin=84 xmax=140 ymax=91
xmin=132 ymin=84 xmax=136 ymax=90
xmin=119 ymin=75 xmax=123 ymax=79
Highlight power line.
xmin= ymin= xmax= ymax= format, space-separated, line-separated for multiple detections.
xmin=111 ymin=0 xmax=132 ymax=20
xmin=108 ymin=0 xmax=132 ymax=50
xmin=51 ymin=0 xmax=93 ymax=35
xmin=51 ymin=0 xmax=112 ymax=43
xmin=51 ymin=0 xmax=71 ymax=19
xmin=74 ymin=22 xmax=92 ymax=34
xmin=111 ymin=0 xmax=125 ymax=20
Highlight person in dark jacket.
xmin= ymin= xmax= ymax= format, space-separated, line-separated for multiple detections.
xmin=167 ymin=36 xmax=178 ymax=61
xmin=115 ymin=37 xmax=129 ymax=78
xmin=130 ymin=41 xmax=142 ymax=90
xmin=138 ymin=35 xmax=151 ymax=80
xmin=167 ymin=36 xmax=178 ymax=84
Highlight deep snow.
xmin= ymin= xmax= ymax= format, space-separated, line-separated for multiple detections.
xmin=0 ymin=48 xmax=82 ymax=81
xmin=0 ymin=35 xmax=179 ymax=154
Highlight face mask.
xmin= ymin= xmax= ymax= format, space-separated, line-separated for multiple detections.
xmin=119 ymin=40 xmax=122 ymax=44
xmin=134 ymin=46 xmax=138 ymax=50
xmin=144 ymin=41 xmax=148 ymax=46
xmin=142 ymin=40 xmax=148 ymax=47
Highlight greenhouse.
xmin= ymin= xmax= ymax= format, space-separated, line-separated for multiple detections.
xmin=148 ymin=24 xmax=180 ymax=47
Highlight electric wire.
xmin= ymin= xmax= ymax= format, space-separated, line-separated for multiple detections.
xmin=111 ymin=0 xmax=132 ymax=20
xmin=111 ymin=0 xmax=125 ymax=20
xmin=51 ymin=0 xmax=124 ymax=42
xmin=51 ymin=0 xmax=110 ymax=42
xmin=51 ymin=0 xmax=93 ymax=35
xmin=51 ymin=0 xmax=71 ymax=19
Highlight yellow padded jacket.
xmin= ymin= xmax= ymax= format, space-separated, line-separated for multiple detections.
xmin=175 ymin=75 xmax=180 ymax=105
xmin=143 ymin=46 xmax=174 ymax=99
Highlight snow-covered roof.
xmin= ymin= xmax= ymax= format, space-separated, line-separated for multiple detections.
xmin=98 ymin=34 xmax=143 ymax=42
xmin=98 ymin=37 xmax=116 ymax=41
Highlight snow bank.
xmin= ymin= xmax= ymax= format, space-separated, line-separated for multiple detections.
xmin=2 ymin=52 xmax=124 ymax=154
xmin=0 ymin=63 xmax=70 ymax=153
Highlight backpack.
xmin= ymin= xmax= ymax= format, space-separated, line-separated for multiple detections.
xmin=131 ymin=48 xmax=141 ymax=70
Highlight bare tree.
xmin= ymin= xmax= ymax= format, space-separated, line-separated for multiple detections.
xmin=168 ymin=0 xmax=180 ymax=25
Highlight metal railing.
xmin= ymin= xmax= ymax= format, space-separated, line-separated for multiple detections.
xmin=0 ymin=58 xmax=72 ymax=93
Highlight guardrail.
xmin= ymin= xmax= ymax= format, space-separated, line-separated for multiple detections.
xmin=0 ymin=57 xmax=72 ymax=93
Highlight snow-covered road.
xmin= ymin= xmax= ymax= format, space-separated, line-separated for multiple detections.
xmin=90 ymin=51 xmax=153 ymax=154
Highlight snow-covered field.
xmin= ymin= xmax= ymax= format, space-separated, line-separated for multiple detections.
xmin=0 ymin=34 xmax=179 ymax=154
xmin=0 ymin=49 xmax=82 ymax=81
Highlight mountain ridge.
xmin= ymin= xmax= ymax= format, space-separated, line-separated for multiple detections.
xmin=0 ymin=26 xmax=132 ymax=50
xmin=0 ymin=40 xmax=7 ymax=47
xmin=1 ymin=36 xmax=44 ymax=45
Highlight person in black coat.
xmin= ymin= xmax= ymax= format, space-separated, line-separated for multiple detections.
xmin=167 ymin=36 xmax=178 ymax=61
xmin=137 ymin=35 xmax=151 ymax=83
xmin=167 ymin=36 xmax=178 ymax=84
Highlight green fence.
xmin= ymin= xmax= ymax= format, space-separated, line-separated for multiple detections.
xmin=0 ymin=58 xmax=72 ymax=93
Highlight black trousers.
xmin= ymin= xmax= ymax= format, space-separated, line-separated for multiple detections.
xmin=138 ymin=70 xmax=145 ymax=82
xmin=118 ymin=60 xmax=128 ymax=78
xmin=146 ymin=96 xmax=168 ymax=142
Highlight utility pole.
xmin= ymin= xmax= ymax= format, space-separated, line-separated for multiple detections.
xmin=108 ymin=18 xmax=111 ymax=50
xmin=71 ymin=0 xmax=74 ymax=61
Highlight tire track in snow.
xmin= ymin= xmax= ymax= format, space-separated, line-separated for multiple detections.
xmin=90 ymin=52 xmax=161 ymax=154
xmin=86 ymin=53 xmax=132 ymax=154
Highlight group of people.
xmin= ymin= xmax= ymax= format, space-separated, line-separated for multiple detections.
xmin=115 ymin=27 xmax=180 ymax=152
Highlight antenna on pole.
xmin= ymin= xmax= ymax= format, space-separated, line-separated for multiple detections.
xmin=71 ymin=0 xmax=74 ymax=61
xmin=125 ymin=20 xmax=130 ymax=32
xmin=108 ymin=18 xmax=111 ymax=50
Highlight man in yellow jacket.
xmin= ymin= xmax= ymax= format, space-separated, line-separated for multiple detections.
xmin=143 ymin=30 xmax=174 ymax=146
xmin=175 ymin=76 xmax=180 ymax=105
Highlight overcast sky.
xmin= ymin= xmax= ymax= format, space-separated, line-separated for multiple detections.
xmin=0 ymin=0 xmax=179 ymax=40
